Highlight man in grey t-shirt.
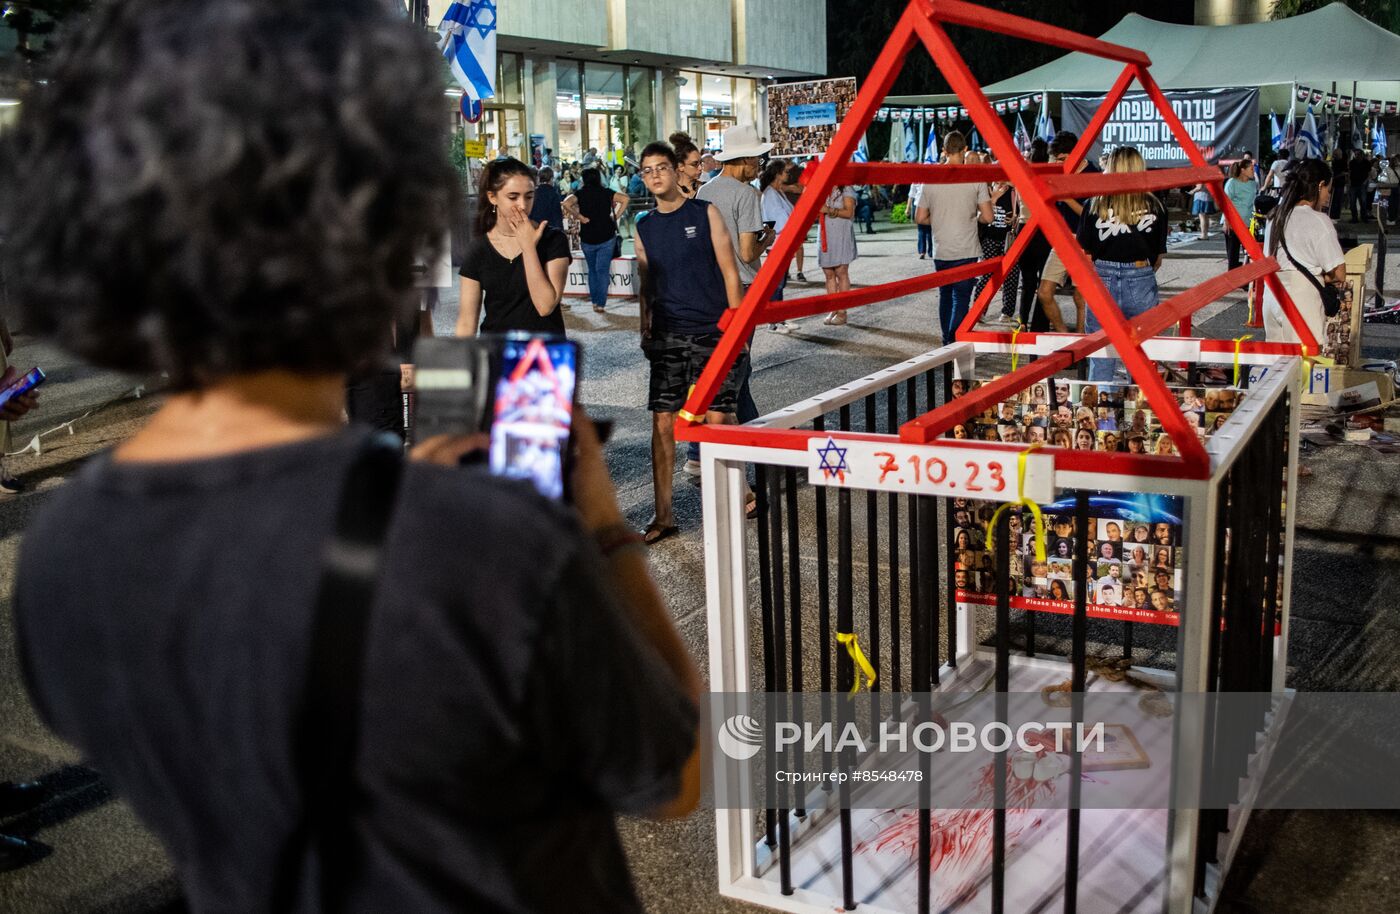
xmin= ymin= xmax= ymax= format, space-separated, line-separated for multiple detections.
xmin=696 ymin=124 xmax=774 ymax=287
xmin=915 ymin=130 xmax=992 ymax=343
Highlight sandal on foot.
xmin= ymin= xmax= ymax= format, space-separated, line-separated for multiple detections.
xmin=643 ymin=522 xmax=679 ymax=545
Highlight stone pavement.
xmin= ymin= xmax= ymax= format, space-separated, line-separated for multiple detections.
xmin=2 ymin=215 xmax=1400 ymax=913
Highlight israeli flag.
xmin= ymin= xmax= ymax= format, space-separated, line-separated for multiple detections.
xmin=1269 ymin=110 xmax=1284 ymax=152
xmin=1374 ymin=120 xmax=1389 ymax=158
xmin=1294 ymin=106 xmax=1321 ymax=160
xmin=886 ymin=121 xmax=906 ymax=163
xmin=1013 ymin=113 xmax=1032 ymax=153
xmin=853 ymin=134 xmax=869 ymax=163
xmin=923 ymin=125 xmax=940 ymax=163
xmin=439 ymin=1 xmax=497 ymax=103
xmin=1351 ymin=117 xmax=1365 ymax=153
xmin=1283 ymin=97 xmax=1297 ymax=156
xmin=903 ymin=124 xmax=919 ymax=163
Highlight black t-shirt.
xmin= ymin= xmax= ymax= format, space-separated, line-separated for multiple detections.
xmin=1076 ymin=197 xmax=1168 ymax=264
xmin=14 ymin=426 xmax=697 ymax=914
xmin=460 ymin=226 xmax=571 ymax=335
xmin=575 ymin=185 xmax=618 ymax=245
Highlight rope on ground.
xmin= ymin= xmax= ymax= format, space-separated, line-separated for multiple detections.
xmin=5 ymin=384 xmax=148 ymax=458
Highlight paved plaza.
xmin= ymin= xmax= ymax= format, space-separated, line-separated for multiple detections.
xmin=3 ymin=217 xmax=1400 ymax=912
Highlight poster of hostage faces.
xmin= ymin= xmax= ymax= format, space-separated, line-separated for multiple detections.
xmin=767 ymin=77 xmax=858 ymax=158
xmin=951 ymin=493 xmax=1185 ymax=625
xmin=946 ymin=378 xmax=1244 ymax=455
xmin=943 ymin=378 xmax=1242 ymax=625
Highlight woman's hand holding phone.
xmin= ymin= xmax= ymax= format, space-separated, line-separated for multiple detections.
xmin=569 ymin=410 xmax=624 ymax=533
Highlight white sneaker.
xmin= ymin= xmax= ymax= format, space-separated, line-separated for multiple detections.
xmin=683 ymin=459 xmax=702 ymax=477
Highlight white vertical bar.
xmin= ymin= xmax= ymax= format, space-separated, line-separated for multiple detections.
xmin=704 ymin=453 xmax=758 ymax=892
xmin=1166 ymin=478 xmax=1217 ymax=914
xmin=1274 ymin=361 xmax=1301 ymax=693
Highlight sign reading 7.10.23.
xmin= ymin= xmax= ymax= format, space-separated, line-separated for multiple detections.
xmin=807 ymin=438 xmax=1055 ymax=505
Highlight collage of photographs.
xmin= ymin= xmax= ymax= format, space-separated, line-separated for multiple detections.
xmin=951 ymin=499 xmax=1184 ymax=623
xmin=947 ymin=378 xmax=1247 ymax=456
xmin=767 ymin=77 xmax=858 ymax=158
xmin=943 ymin=378 xmax=1231 ymax=624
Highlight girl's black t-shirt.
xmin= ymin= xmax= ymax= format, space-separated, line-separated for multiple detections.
xmin=1076 ymin=198 xmax=1169 ymax=264
xmin=460 ymin=225 xmax=572 ymax=335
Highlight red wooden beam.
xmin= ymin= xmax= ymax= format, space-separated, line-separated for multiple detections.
xmin=1065 ymin=66 xmax=1138 ymax=170
xmin=837 ymin=162 xmax=1061 ymax=186
xmin=1043 ymin=166 xmax=1223 ymax=200
xmin=922 ymin=0 xmax=1151 ymax=67
xmin=671 ymin=7 xmax=923 ymax=430
xmin=720 ymin=257 xmax=1002 ymax=329
xmin=901 ymin=259 xmax=1276 ymax=449
xmin=1133 ymin=64 xmax=1320 ymax=355
xmin=912 ymin=14 xmax=1209 ymax=474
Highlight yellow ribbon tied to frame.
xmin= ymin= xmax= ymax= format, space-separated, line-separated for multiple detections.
xmin=1010 ymin=325 xmax=1023 ymax=372
xmin=836 ymin=632 xmax=877 ymax=694
xmin=677 ymin=384 xmax=701 ymax=423
xmin=1232 ymin=335 xmax=1252 ymax=388
xmin=984 ymin=443 xmax=1047 ymax=563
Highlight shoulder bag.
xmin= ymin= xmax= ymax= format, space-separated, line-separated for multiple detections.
xmin=270 ymin=433 xmax=404 ymax=912
xmin=1280 ymin=236 xmax=1343 ymax=318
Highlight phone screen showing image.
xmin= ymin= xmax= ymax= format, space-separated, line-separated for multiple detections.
xmin=489 ymin=338 xmax=577 ymax=499
xmin=0 ymin=367 xmax=45 ymax=411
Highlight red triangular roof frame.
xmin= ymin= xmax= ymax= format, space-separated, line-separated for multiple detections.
xmin=674 ymin=0 xmax=1313 ymax=480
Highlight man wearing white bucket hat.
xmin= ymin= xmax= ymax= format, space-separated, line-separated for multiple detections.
xmin=686 ymin=125 xmax=774 ymax=474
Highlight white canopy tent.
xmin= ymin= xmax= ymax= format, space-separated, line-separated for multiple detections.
xmin=887 ymin=3 xmax=1400 ymax=116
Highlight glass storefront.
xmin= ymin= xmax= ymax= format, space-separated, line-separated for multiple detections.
xmin=483 ymin=52 xmax=527 ymax=162
xmin=678 ymin=71 xmax=756 ymax=151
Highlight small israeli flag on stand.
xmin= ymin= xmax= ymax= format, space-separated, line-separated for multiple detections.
xmin=1295 ymin=106 xmax=1321 ymax=160
xmin=439 ymin=1 xmax=498 ymax=103
xmin=1269 ymin=110 xmax=1284 ymax=153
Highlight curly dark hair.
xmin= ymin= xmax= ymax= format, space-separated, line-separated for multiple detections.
xmin=0 ymin=0 xmax=454 ymax=388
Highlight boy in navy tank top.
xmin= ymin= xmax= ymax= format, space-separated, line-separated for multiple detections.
xmin=633 ymin=141 xmax=746 ymax=544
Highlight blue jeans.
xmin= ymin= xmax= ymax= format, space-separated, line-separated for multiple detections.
xmin=580 ymin=239 xmax=614 ymax=308
xmin=916 ymin=224 xmax=932 ymax=256
xmin=1083 ymin=261 xmax=1160 ymax=381
xmin=935 ymin=257 xmax=978 ymax=343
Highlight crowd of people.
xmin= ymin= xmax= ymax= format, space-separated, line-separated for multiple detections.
xmin=0 ymin=0 xmax=1394 ymax=902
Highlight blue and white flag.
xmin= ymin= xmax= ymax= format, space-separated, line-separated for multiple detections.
xmin=853 ymin=134 xmax=869 ymax=163
xmin=1013 ymin=113 xmax=1032 ymax=153
xmin=1294 ymin=106 xmax=1321 ymax=160
xmin=923 ymin=125 xmax=940 ymax=163
xmin=903 ymin=124 xmax=919 ymax=163
xmin=1269 ymin=110 xmax=1284 ymax=153
xmin=969 ymin=127 xmax=983 ymax=152
xmin=1351 ymin=117 xmax=1365 ymax=152
xmin=1374 ymin=120 xmax=1389 ymax=158
xmin=439 ymin=1 xmax=497 ymax=103
xmin=1035 ymin=99 xmax=1056 ymax=143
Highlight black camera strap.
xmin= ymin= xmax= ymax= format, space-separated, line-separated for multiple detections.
xmin=271 ymin=432 xmax=403 ymax=912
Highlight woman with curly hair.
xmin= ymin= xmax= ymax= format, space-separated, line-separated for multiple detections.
xmin=3 ymin=1 xmax=700 ymax=910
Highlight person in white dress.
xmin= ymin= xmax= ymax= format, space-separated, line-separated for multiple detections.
xmin=1261 ymin=158 xmax=1345 ymax=350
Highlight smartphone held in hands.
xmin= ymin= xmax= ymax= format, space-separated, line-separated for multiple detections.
xmin=0 ymin=367 xmax=46 ymax=411
xmin=412 ymin=336 xmax=578 ymax=500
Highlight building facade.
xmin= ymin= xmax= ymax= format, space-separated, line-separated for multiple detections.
xmin=428 ymin=0 xmax=827 ymax=164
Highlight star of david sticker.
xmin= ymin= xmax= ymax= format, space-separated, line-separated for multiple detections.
xmin=816 ymin=437 xmax=849 ymax=482
xmin=466 ymin=0 xmax=497 ymax=39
